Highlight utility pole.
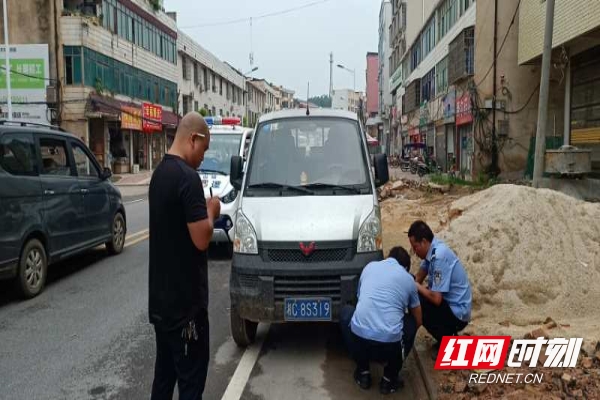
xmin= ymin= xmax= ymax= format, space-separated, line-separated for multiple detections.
xmin=491 ymin=0 xmax=499 ymax=176
xmin=3 ymin=0 xmax=13 ymax=120
xmin=329 ymin=52 xmax=333 ymax=106
xmin=533 ymin=0 xmax=555 ymax=188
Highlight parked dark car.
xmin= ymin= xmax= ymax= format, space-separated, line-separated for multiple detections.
xmin=0 ymin=122 xmax=126 ymax=298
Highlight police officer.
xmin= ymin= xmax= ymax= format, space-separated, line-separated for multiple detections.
xmin=408 ymin=221 xmax=472 ymax=350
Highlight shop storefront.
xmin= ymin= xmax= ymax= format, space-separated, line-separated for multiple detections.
xmin=442 ymin=87 xmax=457 ymax=172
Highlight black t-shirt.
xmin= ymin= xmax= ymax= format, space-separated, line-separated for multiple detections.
xmin=148 ymin=154 xmax=208 ymax=331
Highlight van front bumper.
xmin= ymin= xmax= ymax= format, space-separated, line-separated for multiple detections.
xmin=230 ymin=250 xmax=383 ymax=323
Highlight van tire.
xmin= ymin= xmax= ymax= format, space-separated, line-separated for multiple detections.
xmin=230 ymin=306 xmax=257 ymax=347
xmin=106 ymin=212 xmax=126 ymax=255
xmin=17 ymin=239 xmax=48 ymax=299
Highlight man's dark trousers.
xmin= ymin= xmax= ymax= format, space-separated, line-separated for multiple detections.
xmin=151 ymin=311 xmax=210 ymax=400
xmin=340 ymin=305 xmax=417 ymax=379
xmin=418 ymin=293 xmax=467 ymax=343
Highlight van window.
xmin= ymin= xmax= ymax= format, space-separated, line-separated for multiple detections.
xmin=0 ymin=133 xmax=37 ymax=176
xmin=245 ymin=118 xmax=370 ymax=193
xmin=39 ymin=138 xmax=72 ymax=176
xmin=72 ymin=143 xmax=99 ymax=178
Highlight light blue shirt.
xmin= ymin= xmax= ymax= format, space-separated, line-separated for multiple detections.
xmin=420 ymin=237 xmax=472 ymax=322
xmin=351 ymin=258 xmax=420 ymax=343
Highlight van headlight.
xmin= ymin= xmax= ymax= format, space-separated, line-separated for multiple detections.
xmin=357 ymin=207 xmax=383 ymax=253
xmin=233 ymin=212 xmax=258 ymax=254
xmin=220 ymin=188 xmax=238 ymax=204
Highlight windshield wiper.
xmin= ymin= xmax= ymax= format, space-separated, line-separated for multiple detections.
xmin=303 ymin=183 xmax=365 ymax=194
xmin=198 ymin=168 xmax=227 ymax=175
xmin=247 ymin=182 xmax=314 ymax=195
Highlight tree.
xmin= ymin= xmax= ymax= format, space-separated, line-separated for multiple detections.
xmin=308 ymin=95 xmax=331 ymax=108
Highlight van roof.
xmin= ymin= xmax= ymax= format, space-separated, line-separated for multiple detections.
xmin=258 ymin=109 xmax=359 ymax=124
xmin=209 ymin=126 xmax=253 ymax=135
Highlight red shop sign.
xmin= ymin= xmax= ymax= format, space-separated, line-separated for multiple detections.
xmin=456 ymin=93 xmax=473 ymax=126
xmin=142 ymin=102 xmax=163 ymax=133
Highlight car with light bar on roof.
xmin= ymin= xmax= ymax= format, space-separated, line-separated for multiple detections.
xmin=197 ymin=116 xmax=253 ymax=251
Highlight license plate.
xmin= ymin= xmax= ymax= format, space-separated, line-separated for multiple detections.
xmin=284 ymin=298 xmax=332 ymax=321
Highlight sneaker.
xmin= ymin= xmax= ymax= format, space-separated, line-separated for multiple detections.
xmin=379 ymin=376 xmax=404 ymax=395
xmin=353 ymin=368 xmax=371 ymax=390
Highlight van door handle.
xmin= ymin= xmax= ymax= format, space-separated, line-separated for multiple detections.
xmin=80 ymin=188 xmax=89 ymax=194
xmin=44 ymin=190 xmax=55 ymax=195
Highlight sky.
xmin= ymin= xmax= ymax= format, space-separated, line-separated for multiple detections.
xmin=165 ymin=0 xmax=380 ymax=98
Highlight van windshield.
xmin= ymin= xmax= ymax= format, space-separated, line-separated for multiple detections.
xmin=245 ymin=118 xmax=371 ymax=196
xmin=198 ymin=133 xmax=242 ymax=175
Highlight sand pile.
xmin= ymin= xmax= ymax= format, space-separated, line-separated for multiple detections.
xmin=439 ymin=184 xmax=600 ymax=326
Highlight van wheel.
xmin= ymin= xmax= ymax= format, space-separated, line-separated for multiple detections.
xmin=230 ymin=306 xmax=257 ymax=347
xmin=106 ymin=212 xmax=126 ymax=255
xmin=17 ymin=239 xmax=48 ymax=299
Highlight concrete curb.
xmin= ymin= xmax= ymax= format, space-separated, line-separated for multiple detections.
xmin=413 ymin=343 xmax=438 ymax=400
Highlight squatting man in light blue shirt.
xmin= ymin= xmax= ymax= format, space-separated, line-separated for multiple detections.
xmin=408 ymin=220 xmax=472 ymax=358
xmin=340 ymin=247 xmax=422 ymax=395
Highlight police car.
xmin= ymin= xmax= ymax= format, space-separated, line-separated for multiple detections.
xmin=198 ymin=117 xmax=253 ymax=249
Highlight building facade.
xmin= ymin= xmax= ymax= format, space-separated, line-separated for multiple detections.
xmin=332 ymin=89 xmax=364 ymax=114
xmin=0 ymin=0 xmax=180 ymax=174
xmin=397 ymin=0 xmax=476 ymax=176
xmin=246 ymin=80 xmax=266 ymax=127
xmin=378 ymin=0 xmax=393 ymax=153
xmin=518 ymin=0 xmax=600 ymax=176
xmin=178 ymin=30 xmax=245 ymax=122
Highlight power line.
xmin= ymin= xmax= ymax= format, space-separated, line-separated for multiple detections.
xmin=180 ymin=0 xmax=333 ymax=29
xmin=475 ymin=0 xmax=521 ymax=88
xmin=0 ymin=64 xmax=58 ymax=82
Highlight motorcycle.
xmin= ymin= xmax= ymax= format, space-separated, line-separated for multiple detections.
xmin=417 ymin=160 xmax=442 ymax=177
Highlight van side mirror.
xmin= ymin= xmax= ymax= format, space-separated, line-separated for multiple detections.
xmin=101 ymin=167 xmax=112 ymax=180
xmin=230 ymin=155 xmax=243 ymax=190
xmin=374 ymin=154 xmax=389 ymax=187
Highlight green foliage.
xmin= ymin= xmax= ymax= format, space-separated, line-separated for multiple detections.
xmin=308 ymin=95 xmax=331 ymax=108
xmin=198 ymin=108 xmax=208 ymax=117
xmin=430 ymin=172 xmax=497 ymax=188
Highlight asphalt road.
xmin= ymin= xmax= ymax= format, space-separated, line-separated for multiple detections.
xmin=0 ymin=199 xmax=428 ymax=400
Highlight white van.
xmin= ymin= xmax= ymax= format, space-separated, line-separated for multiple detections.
xmin=197 ymin=117 xmax=253 ymax=248
xmin=228 ymin=109 xmax=390 ymax=346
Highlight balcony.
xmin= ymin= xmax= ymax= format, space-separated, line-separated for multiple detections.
xmin=448 ymin=27 xmax=475 ymax=84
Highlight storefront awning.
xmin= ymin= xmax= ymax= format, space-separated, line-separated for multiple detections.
xmin=366 ymin=116 xmax=383 ymax=127
xmin=87 ymin=94 xmax=179 ymax=128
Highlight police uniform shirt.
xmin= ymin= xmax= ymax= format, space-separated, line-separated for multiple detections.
xmin=420 ymin=237 xmax=472 ymax=322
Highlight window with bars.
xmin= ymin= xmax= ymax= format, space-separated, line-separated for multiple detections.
xmin=422 ymin=18 xmax=436 ymax=58
xmin=411 ymin=42 xmax=421 ymax=71
xmin=404 ymin=79 xmax=421 ymax=113
xmin=421 ymin=68 xmax=436 ymax=102
xmin=448 ymin=26 xmax=474 ymax=84
xmin=438 ymin=0 xmax=458 ymax=41
xmin=64 ymin=46 xmax=82 ymax=85
xmin=436 ymin=56 xmax=449 ymax=94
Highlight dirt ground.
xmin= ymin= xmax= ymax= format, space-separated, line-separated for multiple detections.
xmin=379 ymin=173 xmax=600 ymax=400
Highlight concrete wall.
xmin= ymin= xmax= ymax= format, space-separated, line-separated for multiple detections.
xmin=475 ymin=0 xmax=566 ymax=179
xmin=519 ymin=0 xmax=600 ymax=64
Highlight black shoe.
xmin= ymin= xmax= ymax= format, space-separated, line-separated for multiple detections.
xmin=354 ymin=368 xmax=371 ymax=390
xmin=380 ymin=376 xmax=404 ymax=395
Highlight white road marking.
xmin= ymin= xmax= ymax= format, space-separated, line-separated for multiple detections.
xmin=124 ymin=198 xmax=147 ymax=205
xmin=220 ymin=324 xmax=270 ymax=400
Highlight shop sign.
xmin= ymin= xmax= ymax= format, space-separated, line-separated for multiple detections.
xmin=443 ymin=87 xmax=456 ymax=124
xmin=121 ymin=106 xmax=142 ymax=131
xmin=456 ymin=92 xmax=473 ymax=126
xmin=0 ymin=44 xmax=50 ymax=124
xmin=142 ymin=102 xmax=162 ymax=132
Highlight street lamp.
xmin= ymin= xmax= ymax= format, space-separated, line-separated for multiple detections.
xmin=244 ymin=67 xmax=259 ymax=127
xmin=337 ymin=64 xmax=356 ymax=93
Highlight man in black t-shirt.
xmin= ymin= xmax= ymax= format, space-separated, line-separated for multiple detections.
xmin=149 ymin=112 xmax=220 ymax=400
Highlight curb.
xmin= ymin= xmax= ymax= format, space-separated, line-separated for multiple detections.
xmin=413 ymin=343 xmax=438 ymax=400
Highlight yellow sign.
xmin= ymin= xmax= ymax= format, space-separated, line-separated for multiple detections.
xmin=121 ymin=106 xmax=142 ymax=131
